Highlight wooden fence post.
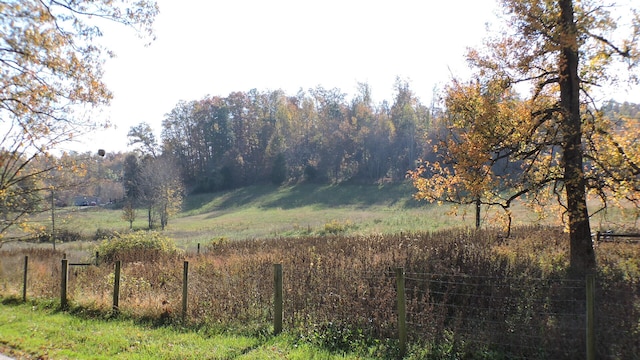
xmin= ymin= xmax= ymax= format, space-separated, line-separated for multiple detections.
xmin=274 ymin=264 xmax=283 ymax=335
xmin=95 ymin=251 xmax=100 ymax=266
xmin=197 ymin=243 xmax=200 ymax=255
xmin=182 ymin=261 xmax=189 ymax=321
xmin=113 ymin=260 xmax=121 ymax=314
xmin=396 ymin=267 xmax=407 ymax=358
xmin=22 ymin=256 xmax=28 ymax=302
xmin=60 ymin=259 xmax=68 ymax=309
xmin=586 ymin=274 xmax=595 ymax=360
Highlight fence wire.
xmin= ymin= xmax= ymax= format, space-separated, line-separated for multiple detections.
xmin=2 ymin=251 xmax=639 ymax=359
xmin=403 ymin=271 xmax=588 ymax=359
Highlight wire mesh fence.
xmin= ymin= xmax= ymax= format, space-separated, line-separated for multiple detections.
xmin=1 ymin=245 xmax=639 ymax=359
xmin=403 ymin=271 xmax=587 ymax=358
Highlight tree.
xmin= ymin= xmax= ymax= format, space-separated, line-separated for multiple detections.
xmin=410 ymin=79 xmax=529 ymax=236
xmin=0 ymin=151 xmax=46 ymax=241
xmin=128 ymin=122 xmax=160 ymax=158
xmin=413 ymin=0 xmax=639 ymax=274
xmin=0 ymin=0 xmax=158 ymax=242
xmin=390 ymin=79 xmax=430 ymax=180
xmin=123 ymin=153 xmax=142 ymax=203
xmin=121 ymin=200 xmax=137 ymax=230
xmin=270 ymin=153 xmax=287 ymax=185
xmin=138 ymin=156 xmax=184 ymax=230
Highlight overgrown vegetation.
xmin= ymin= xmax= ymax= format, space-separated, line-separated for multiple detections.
xmin=1 ymin=226 xmax=638 ymax=358
xmin=94 ymin=231 xmax=183 ymax=264
xmin=13 ymin=183 xmax=637 ymax=251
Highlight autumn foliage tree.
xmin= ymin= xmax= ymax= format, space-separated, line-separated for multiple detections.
xmin=411 ymin=0 xmax=640 ymax=274
xmin=410 ymin=79 xmax=533 ymax=236
xmin=0 ymin=0 xmax=158 ymax=243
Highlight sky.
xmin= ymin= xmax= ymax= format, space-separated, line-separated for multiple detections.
xmin=74 ymin=0 xmax=498 ymax=153
xmin=75 ymin=0 xmax=638 ymax=154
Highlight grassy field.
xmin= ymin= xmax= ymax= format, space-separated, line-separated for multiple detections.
xmin=3 ymin=183 xmax=477 ymax=250
xmin=1 ymin=183 xmax=639 ymax=358
xmin=19 ymin=183 xmax=636 ymax=254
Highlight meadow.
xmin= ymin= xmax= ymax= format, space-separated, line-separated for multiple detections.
xmin=1 ymin=184 xmax=639 ymax=359
xmin=22 ymin=183 xmax=639 ymax=247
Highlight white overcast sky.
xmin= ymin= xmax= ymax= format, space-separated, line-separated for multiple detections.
xmin=75 ymin=0 xmax=638 ymax=154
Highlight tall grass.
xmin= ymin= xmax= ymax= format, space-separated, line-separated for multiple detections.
xmin=1 ymin=226 xmax=638 ymax=358
xmin=2 ymin=184 xmax=639 ymax=357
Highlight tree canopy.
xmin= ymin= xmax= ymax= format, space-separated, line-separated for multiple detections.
xmin=160 ymin=81 xmax=432 ymax=191
xmin=0 ymin=0 xmax=157 ymax=242
xmin=411 ymin=0 xmax=640 ymax=274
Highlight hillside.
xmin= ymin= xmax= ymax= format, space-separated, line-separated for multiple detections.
xmin=169 ymin=183 xmax=474 ymax=248
xmin=6 ymin=182 xmax=635 ymax=251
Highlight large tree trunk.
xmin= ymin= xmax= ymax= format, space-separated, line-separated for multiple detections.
xmin=559 ymin=0 xmax=596 ymax=274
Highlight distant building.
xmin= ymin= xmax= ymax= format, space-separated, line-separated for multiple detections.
xmin=73 ymin=196 xmax=101 ymax=206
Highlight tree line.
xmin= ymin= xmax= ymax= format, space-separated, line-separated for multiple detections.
xmin=148 ymin=81 xmax=434 ymax=192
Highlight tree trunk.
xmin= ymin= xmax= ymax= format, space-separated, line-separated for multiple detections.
xmin=559 ymin=0 xmax=596 ymax=274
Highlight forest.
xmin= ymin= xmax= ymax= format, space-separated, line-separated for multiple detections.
xmin=126 ymin=83 xmax=638 ymax=193
xmin=157 ymin=81 xmax=433 ymax=192
xmin=59 ymin=94 xmax=640 ymax=203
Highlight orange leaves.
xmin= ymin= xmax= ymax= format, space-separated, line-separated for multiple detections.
xmin=411 ymin=75 xmax=547 ymax=218
xmin=0 ymin=0 xmax=157 ymax=235
xmin=0 ymin=0 xmax=155 ymax=134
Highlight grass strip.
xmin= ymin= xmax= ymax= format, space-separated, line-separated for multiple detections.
xmin=0 ymin=300 xmax=368 ymax=359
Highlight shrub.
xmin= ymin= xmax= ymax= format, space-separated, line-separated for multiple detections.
xmin=319 ymin=219 xmax=355 ymax=235
xmin=205 ymin=237 xmax=229 ymax=253
xmin=95 ymin=231 xmax=182 ymax=263
xmin=36 ymin=229 xmax=83 ymax=243
xmin=94 ymin=228 xmax=119 ymax=241
xmin=57 ymin=229 xmax=83 ymax=242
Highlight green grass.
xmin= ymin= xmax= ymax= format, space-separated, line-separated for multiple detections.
xmin=3 ymin=184 xmax=640 ymax=359
xmin=8 ymin=183 xmax=639 ymax=254
xmin=0 ymin=300 xmax=373 ymax=359
xmin=154 ymin=183 xmax=493 ymax=249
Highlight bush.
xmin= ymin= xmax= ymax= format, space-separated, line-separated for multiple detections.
xmin=94 ymin=228 xmax=119 ymax=241
xmin=35 ymin=229 xmax=83 ymax=243
xmin=320 ymin=219 xmax=355 ymax=235
xmin=95 ymin=231 xmax=182 ymax=263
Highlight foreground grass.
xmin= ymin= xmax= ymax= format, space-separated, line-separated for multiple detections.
xmin=2 ymin=227 xmax=639 ymax=358
xmin=0 ymin=300 xmax=370 ymax=360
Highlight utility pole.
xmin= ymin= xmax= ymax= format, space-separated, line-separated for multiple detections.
xmin=51 ymin=188 xmax=56 ymax=251
xmin=475 ymin=198 xmax=481 ymax=229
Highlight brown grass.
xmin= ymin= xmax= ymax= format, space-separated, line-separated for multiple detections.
xmin=1 ymin=226 xmax=638 ymax=358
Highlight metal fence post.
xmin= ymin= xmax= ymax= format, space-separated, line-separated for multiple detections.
xmin=182 ymin=261 xmax=189 ymax=321
xmin=22 ymin=256 xmax=28 ymax=302
xmin=113 ymin=260 xmax=121 ymax=314
xmin=60 ymin=259 xmax=68 ymax=309
xmin=274 ymin=264 xmax=283 ymax=335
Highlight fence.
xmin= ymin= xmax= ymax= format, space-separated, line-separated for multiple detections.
xmin=595 ymin=231 xmax=640 ymax=243
xmin=10 ymin=255 xmax=637 ymax=359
